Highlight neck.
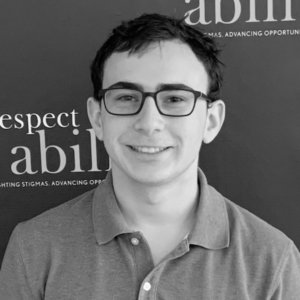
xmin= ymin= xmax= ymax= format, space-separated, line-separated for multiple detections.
xmin=112 ymin=165 xmax=199 ymax=230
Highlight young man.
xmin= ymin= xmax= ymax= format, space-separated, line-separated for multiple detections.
xmin=1 ymin=14 xmax=300 ymax=299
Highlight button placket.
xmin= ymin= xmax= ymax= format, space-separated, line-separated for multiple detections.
xmin=138 ymin=277 xmax=154 ymax=300
xmin=129 ymin=233 xmax=154 ymax=291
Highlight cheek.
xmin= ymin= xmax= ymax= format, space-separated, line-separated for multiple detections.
xmin=178 ymin=115 xmax=207 ymax=143
xmin=102 ymin=125 xmax=119 ymax=148
xmin=101 ymin=117 xmax=128 ymax=149
xmin=170 ymin=123 xmax=204 ymax=157
xmin=102 ymin=128 xmax=122 ymax=163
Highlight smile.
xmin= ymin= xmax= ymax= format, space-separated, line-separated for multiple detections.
xmin=129 ymin=145 xmax=170 ymax=154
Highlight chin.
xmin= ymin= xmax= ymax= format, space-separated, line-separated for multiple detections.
xmin=127 ymin=167 xmax=179 ymax=186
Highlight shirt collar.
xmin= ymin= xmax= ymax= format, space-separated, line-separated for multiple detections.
xmin=93 ymin=172 xmax=132 ymax=245
xmin=93 ymin=169 xmax=230 ymax=249
xmin=188 ymin=169 xmax=230 ymax=249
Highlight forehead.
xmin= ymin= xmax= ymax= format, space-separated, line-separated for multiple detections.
xmin=102 ymin=40 xmax=209 ymax=92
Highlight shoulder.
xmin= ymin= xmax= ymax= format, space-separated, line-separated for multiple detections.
xmin=208 ymin=185 xmax=300 ymax=296
xmin=206 ymin=184 xmax=294 ymax=266
xmin=214 ymin=186 xmax=298 ymax=279
xmin=0 ymin=187 xmax=101 ymax=298
xmin=220 ymin=190 xmax=291 ymax=250
xmin=14 ymin=187 xmax=97 ymax=249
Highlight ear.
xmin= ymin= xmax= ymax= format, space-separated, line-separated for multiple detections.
xmin=203 ymin=100 xmax=225 ymax=144
xmin=87 ymin=97 xmax=104 ymax=141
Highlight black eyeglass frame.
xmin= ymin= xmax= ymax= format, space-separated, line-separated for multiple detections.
xmin=97 ymin=87 xmax=213 ymax=117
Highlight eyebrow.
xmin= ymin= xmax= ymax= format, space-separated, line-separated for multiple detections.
xmin=106 ymin=81 xmax=195 ymax=91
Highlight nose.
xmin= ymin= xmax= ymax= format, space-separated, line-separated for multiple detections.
xmin=133 ymin=96 xmax=165 ymax=135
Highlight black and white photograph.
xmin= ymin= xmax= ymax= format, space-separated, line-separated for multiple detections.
xmin=0 ymin=1 xmax=300 ymax=299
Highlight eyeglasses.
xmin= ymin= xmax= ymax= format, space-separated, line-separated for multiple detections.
xmin=98 ymin=88 xmax=213 ymax=117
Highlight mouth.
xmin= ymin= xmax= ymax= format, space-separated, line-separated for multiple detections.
xmin=128 ymin=145 xmax=171 ymax=154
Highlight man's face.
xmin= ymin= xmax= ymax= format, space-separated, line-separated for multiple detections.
xmin=90 ymin=40 xmax=221 ymax=185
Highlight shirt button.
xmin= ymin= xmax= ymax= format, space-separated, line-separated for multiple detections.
xmin=143 ymin=282 xmax=151 ymax=291
xmin=131 ymin=237 xmax=139 ymax=246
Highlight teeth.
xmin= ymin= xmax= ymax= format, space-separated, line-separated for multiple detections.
xmin=131 ymin=146 xmax=167 ymax=153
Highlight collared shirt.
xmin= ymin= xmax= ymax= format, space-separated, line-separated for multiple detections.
xmin=1 ymin=170 xmax=300 ymax=299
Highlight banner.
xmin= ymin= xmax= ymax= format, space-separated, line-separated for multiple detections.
xmin=0 ymin=0 xmax=299 ymax=263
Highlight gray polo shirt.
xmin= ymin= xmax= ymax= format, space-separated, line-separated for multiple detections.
xmin=1 ymin=170 xmax=300 ymax=299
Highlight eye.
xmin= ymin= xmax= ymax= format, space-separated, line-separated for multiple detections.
xmin=116 ymin=95 xmax=138 ymax=102
xmin=166 ymin=96 xmax=186 ymax=103
xmin=115 ymin=92 xmax=141 ymax=103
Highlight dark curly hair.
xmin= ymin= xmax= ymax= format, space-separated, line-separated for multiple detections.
xmin=91 ymin=13 xmax=223 ymax=101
